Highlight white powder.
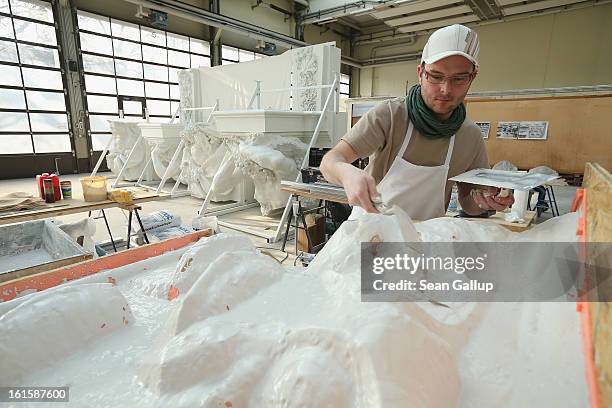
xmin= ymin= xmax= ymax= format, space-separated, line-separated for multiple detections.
xmin=0 ymin=249 xmax=54 ymax=273
xmin=0 ymin=212 xmax=588 ymax=407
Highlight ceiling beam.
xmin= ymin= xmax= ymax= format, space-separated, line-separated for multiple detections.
xmin=396 ymin=14 xmax=479 ymax=32
xmin=123 ymin=0 xmax=308 ymax=48
xmin=372 ymin=0 xmax=462 ymax=19
xmin=503 ymin=0 xmax=590 ymax=15
xmin=496 ymin=0 xmax=527 ymax=5
xmin=385 ymin=5 xmax=473 ymax=26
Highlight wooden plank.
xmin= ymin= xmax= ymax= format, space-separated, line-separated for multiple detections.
xmin=583 ymin=162 xmax=612 ymax=408
xmin=0 ymin=190 xmax=170 ymax=226
xmin=280 ymin=186 xmax=350 ymax=204
xmin=447 ymin=210 xmax=537 ymax=232
xmin=465 ymin=94 xmax=612 ymax=174
xmin=0 ymin=229 xmax=212 ymax=302
xmin=0 ymin=253 xmax=92 ymax=284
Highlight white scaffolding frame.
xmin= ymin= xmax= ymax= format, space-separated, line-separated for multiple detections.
xmin=139 ymin=103 xmax=219 ymax=197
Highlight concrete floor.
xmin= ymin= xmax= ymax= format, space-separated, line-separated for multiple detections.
xmin=531 ymin=183 xmax=578 ymax=223
xmin=0 ymin=171 xmax=578 ymax=265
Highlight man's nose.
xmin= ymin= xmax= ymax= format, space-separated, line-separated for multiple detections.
xmin=439 ymin=80 xmax=452 ymax=94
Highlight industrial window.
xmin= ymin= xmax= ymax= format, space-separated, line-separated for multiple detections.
xmin=339 ymin=73 xmax=351 ymax=112
xmin=221 ymin=44 xmax=266 ymax=65
xmin=0 ymin=0 xmax=72 ymax=155
xmin=76 ymin=10 xmax=211 ymax=151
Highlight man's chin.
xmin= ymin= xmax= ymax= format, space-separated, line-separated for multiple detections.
xmin=433 ymin=106 xmax=455 ymax=118
xmin=424 ymin=97 xmax=458 ymax=117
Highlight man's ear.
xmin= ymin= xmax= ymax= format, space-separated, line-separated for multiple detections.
xmin=417 ymin=64 xmax=423 ymax=85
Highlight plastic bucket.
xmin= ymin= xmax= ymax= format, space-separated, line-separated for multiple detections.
xmin=80 ymin=176 xmax=108 ymax=202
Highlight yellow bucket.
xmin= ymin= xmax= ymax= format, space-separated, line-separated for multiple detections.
xmin=80 ymin=176 xmax=108 ymax=202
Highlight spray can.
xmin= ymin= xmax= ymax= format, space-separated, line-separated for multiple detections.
xmin=43 ymin=178 xmax=55 ymax=203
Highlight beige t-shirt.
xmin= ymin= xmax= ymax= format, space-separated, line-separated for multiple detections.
xmin=341 ymin=97 xmax=489 ymax=209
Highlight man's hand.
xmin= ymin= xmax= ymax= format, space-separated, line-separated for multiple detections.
xmin=471 ymin=186 xmax=515 ymax=211
xmin=338 ymin=163 xmax=380 ymax=213
xmin=320 ymin=140 xmax=380 ymax=213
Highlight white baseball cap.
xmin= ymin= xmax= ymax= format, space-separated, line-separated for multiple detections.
xmin=421 ymin=24 xmax=480 ymax=68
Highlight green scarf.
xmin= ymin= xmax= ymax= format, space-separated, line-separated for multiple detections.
xmin=406 ymin=84 xmax=466 ymax=139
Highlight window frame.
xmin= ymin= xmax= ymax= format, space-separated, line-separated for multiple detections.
xmin=0 ymin=0 xmax=75 ymax=158
xmin=75 ymin=9 xmax=212 ymax=151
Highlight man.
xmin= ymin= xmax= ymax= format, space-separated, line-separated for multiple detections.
xmin=320 ymin=24 xmax=514 ymax=219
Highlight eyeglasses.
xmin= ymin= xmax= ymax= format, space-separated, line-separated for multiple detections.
xmin=423 ymin=69 xmax=474 ymax=86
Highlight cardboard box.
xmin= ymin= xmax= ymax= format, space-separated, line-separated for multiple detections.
xmin=297 ymin=213 xmax=325 ymax=252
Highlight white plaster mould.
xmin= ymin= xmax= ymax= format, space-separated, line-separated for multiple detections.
xmin=0 ymin=212 xmax=588 ymax=407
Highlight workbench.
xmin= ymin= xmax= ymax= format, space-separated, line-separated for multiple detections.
xmin=0 ymin=189 xmax=169 ymax=226
xmin=0 ymin=188 xmax=171 ymax=256
xmin=280 ymin=184 xmax=348 ymax=257
xmin=282 ymin=182 xmax=537 ymax=235
xmin=446 ymin=210 xmax=537 ymax=232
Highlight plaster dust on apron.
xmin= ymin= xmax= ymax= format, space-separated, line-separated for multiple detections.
xmin=350 ymin=121 xmax=455 ymax=221
xmin=0 ymin=212 xmax=587 ymax=407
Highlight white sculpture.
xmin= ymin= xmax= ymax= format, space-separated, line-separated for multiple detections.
xmin=104 ymin=43 xmax=346 ymax=214
xmin=236 ymin=133 xmax=307 ymax=215
xmin=138 ymin=122 xmax=183 ymax=183
xmin=177 ymin=43 xmax=345 ymax=215
xmin=179 ymin=122 xmax=254 ymax=202
xmin=105 ymin=119 xmax=157 ymax=182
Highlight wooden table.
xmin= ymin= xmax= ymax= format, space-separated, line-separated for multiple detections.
xmin=280 ymin=186 xmax=349 ymax=257
xmin=280 ymin=186 xmax=349 ymax=205
xmin=446 ymin=210 xmax=537 ymax=232
xmin=0 ymin=189 xmax=169 ymax=226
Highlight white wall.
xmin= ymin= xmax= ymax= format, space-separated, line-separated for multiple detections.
xmin=355 ymin=3 xmax=612 ymax=97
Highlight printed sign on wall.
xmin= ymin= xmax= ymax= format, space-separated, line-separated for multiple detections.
xmin=475 ymin=122 xmax=490 ymax=139
xmin=496 ymin=121 xmax=548 ymax=140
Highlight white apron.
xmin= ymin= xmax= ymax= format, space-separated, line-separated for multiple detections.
xmin=350 ymin=121 xmax=455 ymax=221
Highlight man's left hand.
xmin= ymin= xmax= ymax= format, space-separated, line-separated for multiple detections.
xmin=471 ymin=187 xmax=515 ymax=212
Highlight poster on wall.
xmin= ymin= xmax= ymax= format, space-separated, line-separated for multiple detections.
xmin=475 ymin=122 xmax=490 ymax=139
xmin=496 ymin=121 xmax=548 ymax=140
xmin=518 ymin=121 xmax=548 ymax=140
xmin=496 ymin=121 xmax=520 ymax=138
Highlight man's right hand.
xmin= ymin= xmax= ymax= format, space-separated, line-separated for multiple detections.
xmin=336 ymin=163 xmax=380 ymax=213
xmin=319 ymin=140 xmax=379 ymax=213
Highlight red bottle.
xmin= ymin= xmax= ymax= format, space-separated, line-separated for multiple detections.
xmin=37 ymin=173 xmax=49 ymax=199
xmin=49 ymin=174 xmax=61 ymax=201
xmin=37 ymin=173 xmax=61 ymax=202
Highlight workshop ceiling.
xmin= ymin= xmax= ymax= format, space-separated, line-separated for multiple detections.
xmin=302 ymin=0 xmax=603 ymax=39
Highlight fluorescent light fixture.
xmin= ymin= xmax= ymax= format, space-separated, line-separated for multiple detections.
xmin=496 ymin=0 xmax=525 ymax=5
xmin=396 ymin=14 xmax=479 ymax=33
xmin=372 ymin=0 xmax=461 ymax=20
xmin=304 ymin=5 xmax=375 ymax=24
xmin=503 ymin=0 xmax=590 ymax=15
xmin=385 ymin=5 xmax=473 ymax=26
xmin=316 ymin=17 xmax=338 ymax=24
